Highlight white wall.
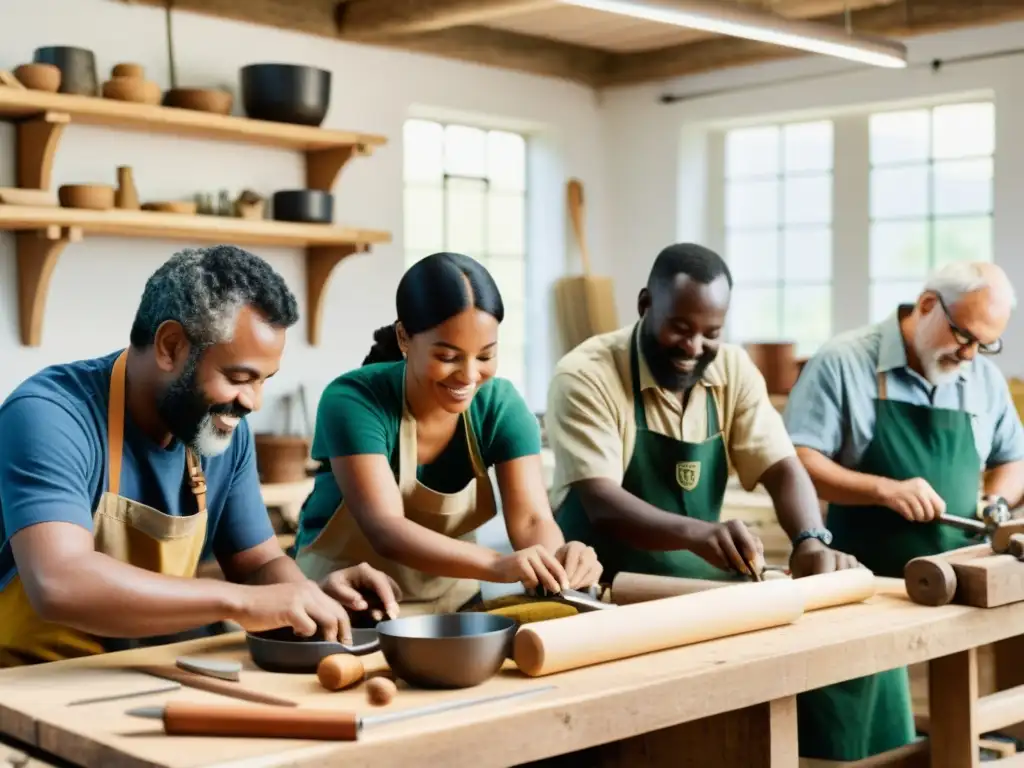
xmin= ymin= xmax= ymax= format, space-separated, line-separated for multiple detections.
xmin=602 ymin=21 xmax=1024 ymax=377
xmin=0 ymin=0 xmax=610 ymax=421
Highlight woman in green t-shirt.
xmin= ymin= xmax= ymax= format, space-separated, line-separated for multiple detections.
xmin=293 ymin=252 xmax=602 ymax=616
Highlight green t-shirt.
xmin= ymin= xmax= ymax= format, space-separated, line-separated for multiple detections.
xmin=294 ymin=361 xmax=541 ymax=552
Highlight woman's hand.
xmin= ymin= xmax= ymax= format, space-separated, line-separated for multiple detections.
xmin=319 ymin=562 xmax=402 ymax=621
xmin=554 ymin=541 xmax=603 ymax=589
xmin=489 ymin=545 xmax=570 ymax=593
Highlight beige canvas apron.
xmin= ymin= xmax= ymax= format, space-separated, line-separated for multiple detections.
xmin=295 ymin=394 xmax=498 ymax=616
xmin=0 ymin=350 xmax=209 ymax=667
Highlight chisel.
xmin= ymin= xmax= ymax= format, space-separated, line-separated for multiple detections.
xmin=127 ymin=685 xmax=557 ymax=740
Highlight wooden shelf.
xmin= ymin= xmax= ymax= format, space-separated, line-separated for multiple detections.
xmin=0 ymin=204 xmax=391 ymax=347
xmin=0 ymin=87 xmax=387 ymax=191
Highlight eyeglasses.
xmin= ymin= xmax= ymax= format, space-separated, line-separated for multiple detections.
xmin=935 ymin=293 xmax=1003 ymax=355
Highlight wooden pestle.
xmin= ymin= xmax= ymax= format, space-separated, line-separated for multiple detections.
xmin=611 ymin=572 xmax=728 ymax=605
xmin=513 ymin=578 xmax=805 ymax=677
xmin=612 ymin=568 xmax=876 ymax=611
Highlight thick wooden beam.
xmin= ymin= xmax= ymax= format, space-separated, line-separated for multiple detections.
xmin=119 ymin=0 xmax=340 ymax=38
xmin=601 ymin=0 xmax=1024 ymax=87
xmin=336 ymin=0 xmax=557 ymax=38
xmin=116 ymin=0 xmax=608 ymax=86
xmin=366 ymin=25 xmax=612 ymax=85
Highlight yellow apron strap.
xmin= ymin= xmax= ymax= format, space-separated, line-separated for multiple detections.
xmin=184 ymin=450 xmax=207 ymax=514
xmin=877 ymin=371 xmax=888 ymax=401
xmin=107 ymin=350 xmax=128 ymax=496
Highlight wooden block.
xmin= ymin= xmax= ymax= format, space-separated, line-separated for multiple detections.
xmin=0 ymin=188 xmax=58 ymax=207
xmin=951 ymin=554 xmax=1024 ymax=608
xmin=992 ymin=520 xmax=1024 ymax=554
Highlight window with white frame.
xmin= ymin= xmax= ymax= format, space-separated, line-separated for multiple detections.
xmin=723 ymin=120 xmax=834 ymax=357
xmin=402 ymin=118 xmax=528 ymax=394
xmin=868 ymin=101 xmax=995 ymax=322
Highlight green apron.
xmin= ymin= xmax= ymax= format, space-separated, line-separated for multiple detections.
xmin=797 ymin=371 xmax=980 ymax=760
xmin=556 ymin=324 xmax=735 ymax=581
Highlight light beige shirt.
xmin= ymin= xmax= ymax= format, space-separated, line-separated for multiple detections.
xmin=545 ymin=323 xmax=796 ymax=509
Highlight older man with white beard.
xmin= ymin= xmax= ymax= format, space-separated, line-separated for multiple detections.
xmin=783 ymin=260 xmax=1024 ymax=762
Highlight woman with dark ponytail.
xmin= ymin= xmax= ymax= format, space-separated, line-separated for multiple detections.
xmin=294 ymin=252 xmax=602 ymax=616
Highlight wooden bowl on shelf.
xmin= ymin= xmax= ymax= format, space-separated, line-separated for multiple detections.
xmin=111 ymin=62 xmax=145 ymax=79
xmin=142 ymin=201 xmax=197 ymax=215
xmin=13 ymin=63 xmax=60 ymax=92
xmin=163 ymin=87 xmax=233 ymax=115
xmin=58 ymin=184 xmax=115 ymax=210
xmin=103 ymin=77 xmax=161 ymax=105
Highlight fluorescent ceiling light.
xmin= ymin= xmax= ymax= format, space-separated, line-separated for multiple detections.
xmin=562 ymin=0 xmax=908 ymax=68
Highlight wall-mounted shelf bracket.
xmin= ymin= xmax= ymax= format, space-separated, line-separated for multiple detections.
xmin=17 ymin=224 xmax=82 ymax=346
xmin=16 ymin=111 xmax=70 ymax=190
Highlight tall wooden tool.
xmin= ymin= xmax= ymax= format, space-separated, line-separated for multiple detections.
xmin=554 ymin=179 xmax=618 ymax=353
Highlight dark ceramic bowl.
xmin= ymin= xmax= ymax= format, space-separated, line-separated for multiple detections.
xmin=246 ymin=626 xmax=379 ymax=674
xmin=33 ymin=46 xmax=97 ymax=96
xmin=240 ymin=63 xmax=331 ymax=126
xmin=272 ymin=189 xmax=334 ymax=223
xmin=375 ymin=613 xmax=517 ymax=689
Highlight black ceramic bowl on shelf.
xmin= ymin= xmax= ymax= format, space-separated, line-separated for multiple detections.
xmin=272 ymin=190 xmax=334 ymax=223
xmin=239 ymin=63 xmax=331 ymax=126
xmin=33 ymin=46 xmax=97 ymax=96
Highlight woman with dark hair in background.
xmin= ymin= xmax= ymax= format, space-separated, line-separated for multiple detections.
xmin=293 ymin=252 xmax=603 ymax=617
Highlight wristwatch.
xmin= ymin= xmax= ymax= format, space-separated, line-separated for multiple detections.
xmin=792 ymin=528 xmax=833 ymax=549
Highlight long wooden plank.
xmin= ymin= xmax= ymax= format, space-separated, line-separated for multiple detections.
xmin=337 ymin=0 xmax=557 ymax=37
xmin=4 ymin=585 xmax=1024 ymax=767
xmin=0 ymin=88 xmax=386 ymax=152
xmin=0 ymin=205 xmax=390 ymax=248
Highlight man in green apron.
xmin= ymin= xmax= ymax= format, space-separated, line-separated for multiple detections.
xmin=546 ymin=243 xmax=859 ymax=583
xmin=784 ymin=261 xmax=1024 ymax=760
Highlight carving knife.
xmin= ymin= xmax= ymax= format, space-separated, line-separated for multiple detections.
xmin=127 ymin=685 xmax=557 ymax=740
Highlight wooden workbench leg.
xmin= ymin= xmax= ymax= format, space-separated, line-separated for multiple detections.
xmin=928 ymin=648 xmax=978 ymax=768
xmin=592 ymin=695 xmax=798 ymax=767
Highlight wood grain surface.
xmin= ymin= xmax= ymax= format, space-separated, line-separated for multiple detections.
xmin=3 ymin=579 xmax=1024 ymax=767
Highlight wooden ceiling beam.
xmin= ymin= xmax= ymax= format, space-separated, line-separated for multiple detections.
xmin=115 ymin=0 xmax=608 ymax=86
xmin=600 ymin=0 xmax=1024 ymax=87
xmin=364 ymin=25 xmax=613 ymax=85
xmin=118 ymin=0 xmax=341 ymax=38
xmin=336 ymin=0 xmax=558 ymax=38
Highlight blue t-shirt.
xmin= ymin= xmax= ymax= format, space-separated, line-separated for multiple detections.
xmin=0 ymin=350 xmax=275 ymax=591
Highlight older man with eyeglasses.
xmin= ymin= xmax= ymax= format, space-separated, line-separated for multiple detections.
xmin=782 ymin=260 xmax=1024 ymax=762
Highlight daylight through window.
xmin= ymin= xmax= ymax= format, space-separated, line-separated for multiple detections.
xmin=402 ymin=118 xmax=528 ymax=394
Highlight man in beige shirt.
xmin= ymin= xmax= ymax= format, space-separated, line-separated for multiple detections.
xmin=547 ymin=243 xmax=859 ymax=581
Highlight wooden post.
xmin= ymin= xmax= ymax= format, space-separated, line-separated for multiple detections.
xmin=928 ymin=649 xmax=979 ymax=768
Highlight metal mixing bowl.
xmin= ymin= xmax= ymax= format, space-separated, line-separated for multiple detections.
xmin=375 ymin=613 xmax=517 ymax=689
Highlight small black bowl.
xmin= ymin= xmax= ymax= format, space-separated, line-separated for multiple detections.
xmin=33 ymin=46 xmax=97 ymax=96
xmin=272 ymin=190 xmax=334 ymax=224
xmin=246 ymin=626 xmax=379 ymax=674
xmin=240 ymin=63 xmax=331 ymax=126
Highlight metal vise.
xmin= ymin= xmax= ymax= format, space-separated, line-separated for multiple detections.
xmin=938 ymin=497 xmax=1024 ymax=557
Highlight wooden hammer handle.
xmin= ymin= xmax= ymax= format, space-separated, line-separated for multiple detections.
xmin=162 ymin=701 xmax=359 ymax=740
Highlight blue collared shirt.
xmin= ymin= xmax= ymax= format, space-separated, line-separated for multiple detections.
xmin=783 ymin=306 xmax=1024 ymax=472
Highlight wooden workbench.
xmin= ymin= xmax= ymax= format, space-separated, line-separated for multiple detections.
xmin=0 ymin=578 xmax=1019 ymax=768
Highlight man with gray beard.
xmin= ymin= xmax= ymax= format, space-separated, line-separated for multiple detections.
xmin=0 ymin=245 xmax=399 ymax=667
xmin=783 ymin=260 xmax=1024 ymax=761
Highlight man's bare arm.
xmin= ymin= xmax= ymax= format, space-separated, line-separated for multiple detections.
xmin=11 ymin=522 xmax=252 ymax=637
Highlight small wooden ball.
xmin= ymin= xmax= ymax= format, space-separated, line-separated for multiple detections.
xmin=366 ymin=676 xmax=397 ymax=706
xmin=316 ymin=654 xmax=364 ymax=692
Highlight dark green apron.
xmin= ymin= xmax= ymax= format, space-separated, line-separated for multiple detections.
xmin=556 ymin=324 xmax=735 ymax=581
xmin=797 ymin=371 xmax=980 ymax=760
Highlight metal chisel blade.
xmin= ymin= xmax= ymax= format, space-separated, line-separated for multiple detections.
xmin=68 ymin=682 xmax=181 ymax=707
